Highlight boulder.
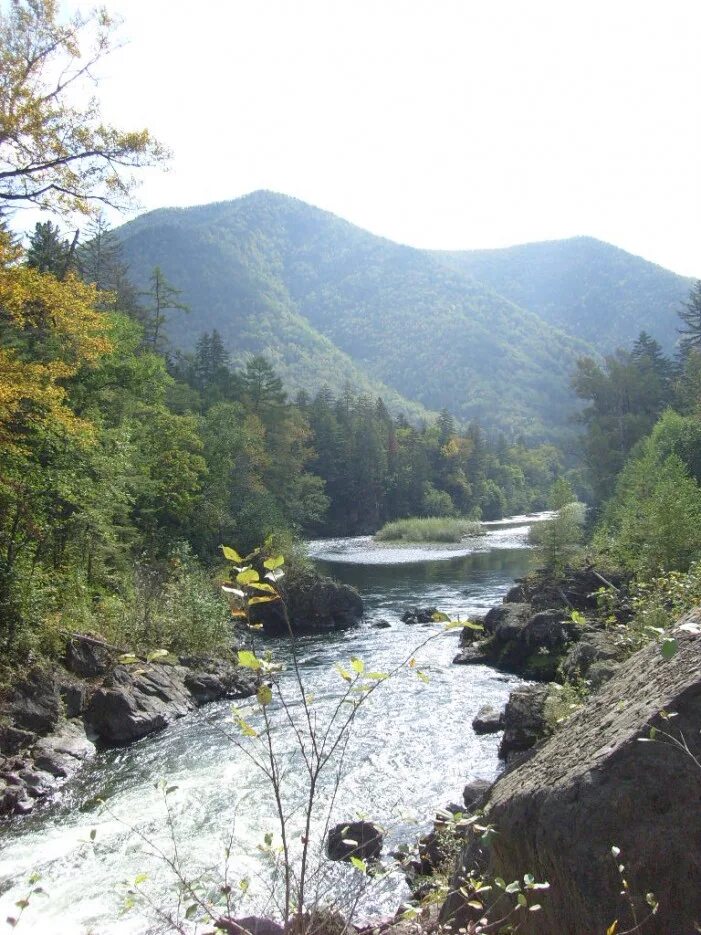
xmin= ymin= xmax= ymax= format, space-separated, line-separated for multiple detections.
xmin=442 ymin=613 xmax=701 ymax=934
xmin=452 ymin=645 xmax=489 ymax=665
xmin=251 ymin=571 xmax=363 ymax=635
xmin=326 ymin=820 xmax=383 ymax=862
xmin=483 ymin=603 xmax=532 ymax=638
xmin=85 ymin=663 xmax=195 ymax=744
xmin=181 ymin=657 xmax=259 ymax=705
xmin=372 ymin=618 xmax=392 ymax=629
xmin=4 ymin=668 xmax=60 ymax=734
xmin=65 ymin=636 xmax=113 ymax=677
xmin=462 ymin=779 xmax=492 ymax=811
xmin=401 ymin=607 xmax=438 ymax=624
xmin=503 ymin=583 xmax=526 ymax=603
xmin=32 ymin=720 xmax=95 ymax=778
xmin=459 ymin=619 xmax=484 ymax=646
xmin=471 ymin=704 xmax=504 ymax=735
xmin=498 ymin=684 xmax=552 ymax=761
xmin=561 ymin=628 xmax=624 ymax=683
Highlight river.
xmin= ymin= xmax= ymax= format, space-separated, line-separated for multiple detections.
xmin=0 ymin=517 xmax=544 ymax=934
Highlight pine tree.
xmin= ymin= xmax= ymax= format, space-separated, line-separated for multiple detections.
xmin=678 ymin=281 xmax=701 ymax=353
xmin=140 ymin=267 xmax=189 ymax=354
xmin=26 ymin=221 xmax=73 ymax=276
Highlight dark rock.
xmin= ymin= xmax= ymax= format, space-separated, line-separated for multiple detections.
xmin=483 ymin=602 xmax=532 ymax=638
xmin=182 ymin=658 xmax=259 ymax=705
xmin=252 ymin=571 xmax=364 ymax=635
xmin=503 ymin=583 xmax=526 ymax=603
xmin=498 ymin=684 xmax=551 ymax=761
xmin=5 ymin=668 xmax=60 ymax=734
xmin=0 ymin=724 xmax=36 ymax=755
xmin=372 ymin=618 xmax=392 ymax=629
xmin=561 ymin=629 xmax=624 ymax=682
xmin=401 ymin=607 xmax=438 ymax=624
xmin=459 ymin=619 xmax=484 ymax=645
xmin=58 ymin=679 xmax=86 ymax=719
xmin=453 ymin=645 xmax=489 ymax=665
xmin=472 ymin=704 xmax=504 ymax=735
xmin=443 ymin=612 xmax=701 ymax=935
xmin=326 ymin=820 xmax=383 ymax=862
xmin=85 ymin=663 xmax=194 ymax=744
xmin=463 ymin=779 xmax=492 ymax=811
xmin=65 ymin=637 xmax=113 ymax=677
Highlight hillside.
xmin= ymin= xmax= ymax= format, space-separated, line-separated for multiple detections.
xmin=436 ymin=237 xmax=691 ymax=352
xmin=116 ymin=192 xmax=596 ymax=440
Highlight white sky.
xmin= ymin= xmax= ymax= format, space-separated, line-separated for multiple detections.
xmin=45 ymin=1 xmax=701 ymax=275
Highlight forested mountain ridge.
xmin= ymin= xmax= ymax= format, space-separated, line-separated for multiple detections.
xmin=115 ymin=191 xmax=594 ymax=440
xmin=436 ymin=236 xmax=691 ymax=352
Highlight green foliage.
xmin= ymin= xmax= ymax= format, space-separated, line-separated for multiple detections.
xmin=374 ymin=516 xmax=483 ymax=543
xmin=528 ymin=502 xmax=586 ymax=576
xmin=548 ymin=477 xmax=575 ymax=510
xmin=595 ymin=443 xmax=701 ymax=576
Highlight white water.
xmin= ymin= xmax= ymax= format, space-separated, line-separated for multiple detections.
xmin=0 ymin=517 xmax=543 ymax=933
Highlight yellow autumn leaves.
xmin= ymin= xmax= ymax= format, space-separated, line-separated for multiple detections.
xmin=0 ymin=232 xmax=112 ymax=449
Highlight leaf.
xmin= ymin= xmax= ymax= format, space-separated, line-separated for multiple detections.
xmin=185 ymin=903 xmax=198 ymax=921
xmin=236 ymin=568 xmax=260 ymax=585
xmin=221 ymin=546 xmax=243 ymax=563
xmin=264 ymin=568 xmax=285 ymax=582
xmin=165 ymin=785 xmax=178 ymax=795
xmin=431 ymin=611 xmax=451 ymax=622
xmin=14 ymin=901 xmax=29 ymax=911
xmin=661 ymin=637 xmax=678 ymax=661
xmin=118 ymin=653 xmax=139 ymax=665
xmin=461 ymin=620 xmax=484 ymax=631
xmin=505 ymin=881 xmax=521 ymax=894
xmin=237 ymin=650 xmax=261 ymax=670
xmin=257 ymin=684 xmax=273 ymax=706
xmin=517 ymin=893 xmax=528 ymax=908
xmin=611 ymin=846 xmax=621 ymax=858
xmin=146 ymin=648 xmax=169 ymax=662
xmin=416 ymin=670 xmax=430 ymax=684
xmin=366 ymin=671 xmax=388 ymax=680
xmin=134 ymin=872 xmax=148 ymax=885
xmin=89 ymin=828 xmax=97 ymax=841
xmin=350 ymin=856 xmax=367 ymax=873
xmin=233 ymin=713 xmax=258 ymax=737
xmin=248 ymin=581 xmax=277 ymax=593
xmin=350 ymin=657 xmax=365 ymax=674
xmin=248 ymin=595 xmax=279 ymax=605
xmin=409 ymin=658 xmax=416 ymax=668
xmin=570 ymin=610 xmax=586 ymax=625
xmin=335 ymin=664 xmax=352 ymax=682
xmin=263 ymin=555 xmax=285 ymax=570
xmin=607 ymin=922 xmax=619 ymax=935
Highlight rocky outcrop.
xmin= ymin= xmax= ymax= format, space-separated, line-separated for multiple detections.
xmin=442 ymin=614 xmax=701 ymax=934
xmin=326 ymin=820 xmax=383 ymax=862
xmin=85 ymin=658 xmax=259 ymax=745
xmin=471 ymin=704 xmax=504 ymax=735
xmin=1 ymin=653 xmax=259 ymax=816
xmin=251 ymin=570 xmax=363 ymax=635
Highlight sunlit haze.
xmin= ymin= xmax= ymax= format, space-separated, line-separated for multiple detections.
xmin=45 ymin=0 xmax=701 ymax=275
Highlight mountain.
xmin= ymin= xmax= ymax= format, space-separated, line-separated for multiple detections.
xmin=116 ymin=192 xmax=597 ymax=440
xmin=435 ymin=237 xmax=692 ymax=352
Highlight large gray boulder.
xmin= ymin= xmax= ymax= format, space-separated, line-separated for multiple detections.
xmin=85 ymin=663 xmax=195 ymax=744
xmin=442 ymin=613 xmax=701 ymax=934
xmin=252 ymin=570 xmax=363 ymax=635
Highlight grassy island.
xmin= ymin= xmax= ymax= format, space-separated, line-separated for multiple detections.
xmin=374 ymin=516 xmax=484 ymax=543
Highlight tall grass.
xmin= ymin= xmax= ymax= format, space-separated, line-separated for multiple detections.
xmin=374 ymin=516 xmax=484 ymax=543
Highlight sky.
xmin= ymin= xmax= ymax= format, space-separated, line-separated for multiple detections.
xmin=33 ymin=1 xmax=701 ymax=275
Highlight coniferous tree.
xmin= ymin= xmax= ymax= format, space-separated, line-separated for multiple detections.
xmin=26 ymin=221 xmax=73 ymax=276
xmin=677 ymin=281 xmax=701 ymax=353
